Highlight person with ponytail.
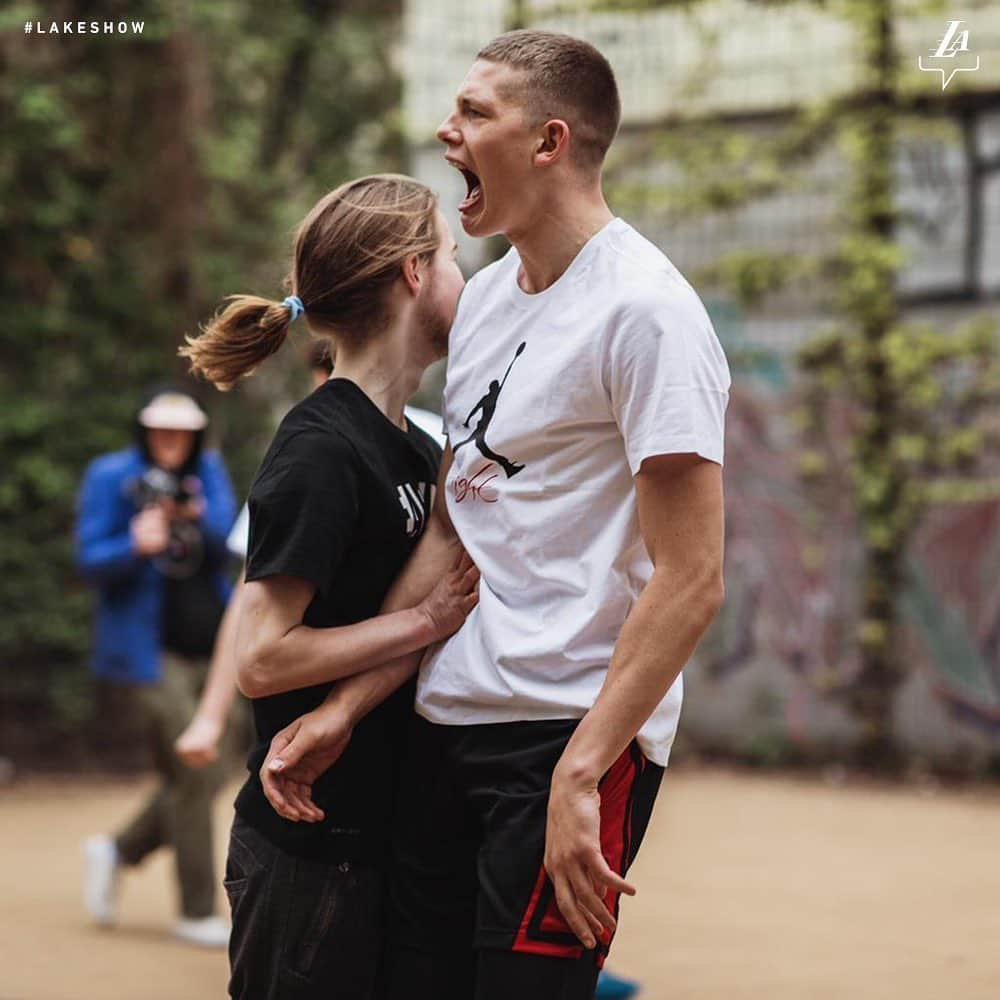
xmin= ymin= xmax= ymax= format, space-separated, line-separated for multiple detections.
xmin=252 ymin=31 xmax=730 ymax=1000
xmin=181 ymin=174 xmax=477 ymax=999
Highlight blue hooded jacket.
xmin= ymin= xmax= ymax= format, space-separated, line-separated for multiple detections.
xmin=75 ymin=395 xmax=237 ymax=685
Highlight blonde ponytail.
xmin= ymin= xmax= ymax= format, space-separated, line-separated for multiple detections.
xmin=180 ymin=295 xmax=296 ymax=391
xmin=182 ymin=174 xmax=439 ymax=390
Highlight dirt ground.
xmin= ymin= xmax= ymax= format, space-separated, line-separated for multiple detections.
xmin=1 ymin=765 xmax=998 ymax=1000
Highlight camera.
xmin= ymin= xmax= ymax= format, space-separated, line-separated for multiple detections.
xmin=130 ymin=467 xmax=193 ymax=509
xmin=129 ymin=468 xmax=203 ymax=579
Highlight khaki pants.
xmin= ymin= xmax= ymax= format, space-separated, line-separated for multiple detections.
xmin=114 ymin=652 xmax=243 ymax=918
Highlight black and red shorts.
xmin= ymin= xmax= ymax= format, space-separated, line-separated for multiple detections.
xmin=385 ymin=714 xmax=663 ymax=993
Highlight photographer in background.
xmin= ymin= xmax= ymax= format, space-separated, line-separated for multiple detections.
xmin=75 ymin=385 xmax=237 ymax=948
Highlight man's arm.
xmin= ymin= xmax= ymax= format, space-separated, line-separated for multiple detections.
xmin=259 ymin=446 xmax=467 ymax=822
xmin=235 ymin=559 xmax=472 ymax=698
xmin=372 ymin=444 xmax=462 ymax=616
xmin=323 ymin=456 xmax=464 ymax=721
xmin=236 ymin=446 xmax=465 ymax=699
xmin=176 ymin=467 xmax=466 ymax=770
xmin=175 ymin=572 xmax=245 ymax=768
xmin=543 ymin=452 xmax=726 ymax=948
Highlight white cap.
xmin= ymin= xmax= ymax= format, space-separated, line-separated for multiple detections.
xmin=138 ymin=393 xmax=208 ymax=431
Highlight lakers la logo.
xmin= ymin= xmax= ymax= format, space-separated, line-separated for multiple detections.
xmin=918 ymin=20 xmax=980 ymax=90
xmin=397 ymin=482 xmax=434 ymax=538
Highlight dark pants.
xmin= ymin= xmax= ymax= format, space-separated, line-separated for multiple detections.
xmin=382 ymin=717 xmax=664 ymax=1000
xmin=380 ymin=946 xmax=601 ymax=1000
xmin=113 ymin=651 xmax=242 ymax=918
xmin=225 ymin=813 xmax=383 ymax=1000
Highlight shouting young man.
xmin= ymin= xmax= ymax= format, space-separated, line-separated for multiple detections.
xmin=260 ymin=30 xmax=731 ymax=1000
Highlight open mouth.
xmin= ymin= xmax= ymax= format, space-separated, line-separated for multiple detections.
xmin=451 ymin=161 xmax=483 ymax=213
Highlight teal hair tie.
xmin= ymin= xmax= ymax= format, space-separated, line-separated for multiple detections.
xmin=282 ymin=295 xmax=305 ymax=322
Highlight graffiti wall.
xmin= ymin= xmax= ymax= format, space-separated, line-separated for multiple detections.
xmin=679 ymin=360 xmax=1000 ymax=768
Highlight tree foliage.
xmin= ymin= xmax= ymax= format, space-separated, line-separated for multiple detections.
xmin=1 ymin=0 xmax=403 ymax=763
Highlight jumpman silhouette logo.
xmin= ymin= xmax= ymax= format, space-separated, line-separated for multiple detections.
xmin=452 ymin=341 xmax=526 ymax=478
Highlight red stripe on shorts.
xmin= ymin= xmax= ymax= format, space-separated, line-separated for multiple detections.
xmin=512 ymin=744 xmax=640 ymax=966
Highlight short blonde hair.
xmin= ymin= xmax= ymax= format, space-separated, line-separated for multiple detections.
xmin=477 ymin=30 xmax=621 ymax=171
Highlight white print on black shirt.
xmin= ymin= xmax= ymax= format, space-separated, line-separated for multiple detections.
xmin=397 ymin=482 xmax=435 ymax=538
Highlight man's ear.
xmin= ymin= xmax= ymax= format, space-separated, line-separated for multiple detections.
xmin=534 ymin=119 xmax=570 ymax=167
xmin=401 ymin=254 xmax=423 ymax=297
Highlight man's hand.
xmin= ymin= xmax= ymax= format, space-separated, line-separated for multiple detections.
xmin=130 ymin=506 xmax=170 ymax=557
xmin=175 ymin=714 xmax=223 ymax=768
xmin=260 ymin=705 xmax=354 ymax=823
xmin=544 ymin=764 xmax=636 ymax=950
xmin=416 ymin=548 xmax=479 ymax=641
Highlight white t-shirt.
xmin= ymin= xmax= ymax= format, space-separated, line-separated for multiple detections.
xmin=227 ymin=503 xmax=251 ymax=560
xmin=415 ymin=217 xmax=731 ymax=766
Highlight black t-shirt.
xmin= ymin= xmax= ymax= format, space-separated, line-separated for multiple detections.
xmin=233 ymin=378 xmax=442 ymax=862
xmin=162 ymin=567 xmax=226 ymax=658
xmin=160 ymin=520 xmax=228 ymax=658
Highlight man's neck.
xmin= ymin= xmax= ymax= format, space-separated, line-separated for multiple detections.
xmin=509 ymin=190 xmax=614 ymax=295
xmin=331 ymin=333 xmax=428 ymax=430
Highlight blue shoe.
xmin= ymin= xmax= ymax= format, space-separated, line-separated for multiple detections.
xmin=595 ymin=969 xmax=641 ymax=999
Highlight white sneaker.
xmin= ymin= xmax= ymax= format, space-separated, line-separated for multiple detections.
xmin=172 ymin=915 xmax=230 ymax=949
xmin=83 ymin=835 xmax=119 ymax=928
